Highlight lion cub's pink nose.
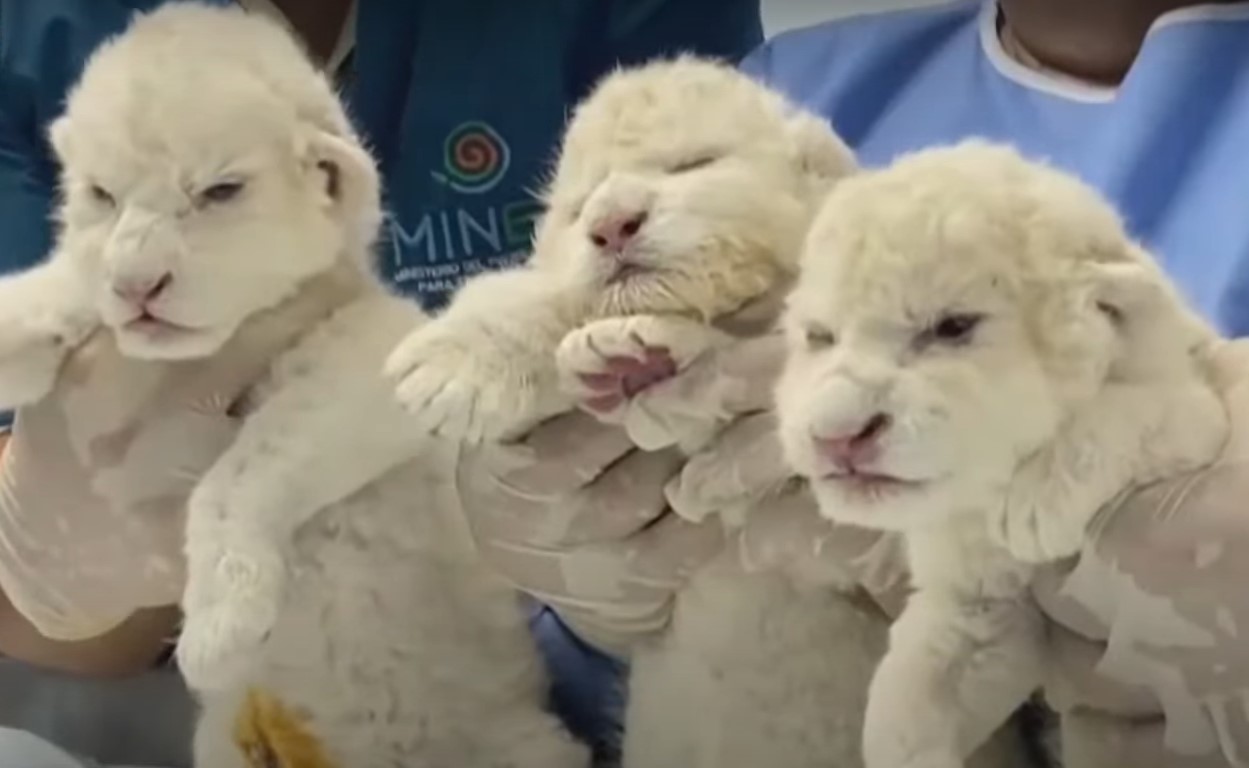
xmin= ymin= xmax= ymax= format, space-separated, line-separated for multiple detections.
xmin=813 ymin=412 xmax=892 ymax=469
xmin=589 ymin=211 xmax=647 ymax=253
xmin=112 ymin=272 xmax=173 ymax=306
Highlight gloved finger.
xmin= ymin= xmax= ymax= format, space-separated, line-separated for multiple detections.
xmin=617 ymin=380 xmax=723 ymax=453
xmin=666 ymin=411 xmax=791 ymax=519
xmin=459 ymin=441 xmax=680 ymax=547
xmin=715 ymin=332 xmax=787 ymax=415
xmin=1030 ymin=557 xmax=1110 ymax=642
xmin=735 ymin=488 xmax=871 ymax=579
xmin=492 ymin=517 xmax=712 ymax=612
xmin=736 ymin=488 xmax=908 ymax=602
xmin=631 ymin=333 xmax=785 ymax=424
xmin=562 ymin=447 xmax=686 ymax=545
xmin=1044 ymin=620 xmax=1160 ymax=717
xmin=554 ymin=599 xmax=674 ymax=658
xmin=1060 ymin=708 xmax=1227 ymax=768
xmin=736 ymin=487 xmax=841 ymax=575
xmin=619 ymin=511 xmax=726 ymax=587
xmin=503 ymin=411 xmax=636 ymax=495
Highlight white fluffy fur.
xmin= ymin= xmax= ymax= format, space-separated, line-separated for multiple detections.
xmin=385 ymin=58 xmax=1029 ymax=768
xmin=775 ymin=141 xmax=1230 ymax=768
xmin=0 ymin=5 xmax=584 ymax=767
xmin=385 ymin=57 xmax=854 ymax=445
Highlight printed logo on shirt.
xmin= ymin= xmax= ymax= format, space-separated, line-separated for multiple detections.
xmin=384 ymin=200 xmax=541 ymax=307
xmin=431 ymin=121 xmax=511 ymax=195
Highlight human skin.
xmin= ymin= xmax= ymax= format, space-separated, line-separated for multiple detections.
xmin=999 ymin=0 xmax=1244 ymax=84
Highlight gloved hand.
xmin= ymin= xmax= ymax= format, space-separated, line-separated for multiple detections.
xmin=0 ymin=296 xmax=323 ymax=642
xmin=662 ymin=354 xmax=911 ymax=616
xmin=454 ymin=413 xmax=724 ymax=657
xmin=454 ymin=299 xmax=785 ymax=657
xmin=1029 ymin=338 xmax=1249 ymax=767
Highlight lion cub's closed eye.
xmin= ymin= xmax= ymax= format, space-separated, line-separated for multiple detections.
xmin=385 ymin=55 xmax=856 ymax=447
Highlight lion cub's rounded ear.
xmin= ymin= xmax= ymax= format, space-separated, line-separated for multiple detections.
xmin=784 ymin=111 xmax=857 ymax=190
xmin=299 ymin=130 xmax=381 ymax=217
xmin=1083 ymin=251 xmax=1218 ymax=373
xmin=47 ymin=116 xmax=74 ymax=163
xmin=1085 ymin=258 xmax=1168 ymax=325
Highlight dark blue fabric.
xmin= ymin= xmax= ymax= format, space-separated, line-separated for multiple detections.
xmin=531 ymin=606 xmax=626 ymax=764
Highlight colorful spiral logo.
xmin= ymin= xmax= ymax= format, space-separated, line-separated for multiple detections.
xmin=441 ymin=121 xmax=511 ymax=195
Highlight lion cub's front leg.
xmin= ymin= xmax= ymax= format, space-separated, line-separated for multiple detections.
xmin=865 ymin=588 xmax=1045 ymax=768
xmin=0 ymin=259 xmax=98 ymax=408
xmin=178 ymin=300 xmax=430 ymax=691
xmin=386 ymin=267 xmax=584 ymax=443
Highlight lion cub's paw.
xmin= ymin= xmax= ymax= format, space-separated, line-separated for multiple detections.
xmin=179 ymin=536 xmax=285 ymax=691
xmin=557 ymin=315 xmax=725 ymax=413
xmin=385 ymin=324 xmax=545 ymax=444
xmin=0 ymin=299 xmax=95 ymax=408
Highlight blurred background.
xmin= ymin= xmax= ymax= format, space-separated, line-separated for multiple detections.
xmin=763 ymin=0 xmax=952 ymax=35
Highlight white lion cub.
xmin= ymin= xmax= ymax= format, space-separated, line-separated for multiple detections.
xmin=0 ymin=5 xmax=584 ymax=768
xmin=385 ymin=59 xmax=910 ymax=768
xmin=385 ymin=57 xmax=855 ymax=449
xmin=776 ymin=141 xmax=1229 ymax=768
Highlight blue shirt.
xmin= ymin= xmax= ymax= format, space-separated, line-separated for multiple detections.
xmin=742 ymin=0 xmax=1249 ymax=337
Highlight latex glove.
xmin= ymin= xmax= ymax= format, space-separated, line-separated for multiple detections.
xmin=0 ymin=298 xmax=321 ymax=642
xmin=455 ymin=301 xmax=789 ymax=656
xmin=646 ymin=325 xmax=906 ymax=600
xmin=455 ymin=412 xmax=725 ymax=657
xmin=669 ymin=405 xmax=912 ymax=615
xmin=1030 ymin=338 xmax=1249 ymax=767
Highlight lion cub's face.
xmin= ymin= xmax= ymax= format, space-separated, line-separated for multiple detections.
xmin=49 ymin=6 xmax=376 ymax=360
xmin=776 ymin=142 xmax=1181 ymax=531
xmin=532 ymin=58 xmax=855 ymax=321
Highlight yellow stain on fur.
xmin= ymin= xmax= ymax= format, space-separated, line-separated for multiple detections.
xmin=233 ymin=688 xmax=338 ymax=768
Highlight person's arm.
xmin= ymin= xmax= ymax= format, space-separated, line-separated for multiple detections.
xmin=0 ymin=54 xmax=179 ymax=677
xmin=0 ymin=432 xmax=180 ymax=677
xmin=0 ymin=582 xmax=178 ymax=678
